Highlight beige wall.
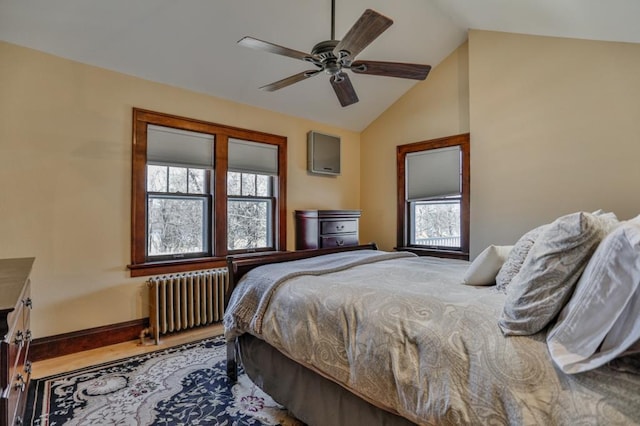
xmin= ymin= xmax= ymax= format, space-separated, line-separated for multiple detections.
xmin=468 ymin=31 xmax=640 ymax=256
xmin=5 ymin=29 xmax=640 ymax=338
xmin=360 ymin=42 xmax=470 ymax=250
xmin=362 ymin=31 xmax=640 ymax=258
xmin=0 ymin=41 xmax=360 ymax=338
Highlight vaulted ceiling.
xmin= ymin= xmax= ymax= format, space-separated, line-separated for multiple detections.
xmin=1 ymin=0 xmax=638 ymax=131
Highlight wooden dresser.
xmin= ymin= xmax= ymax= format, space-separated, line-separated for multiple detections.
xmin=295 ymin=210 xmax=361 ymax=250
xmin=1 ymin=258 xmax=34 ymax=426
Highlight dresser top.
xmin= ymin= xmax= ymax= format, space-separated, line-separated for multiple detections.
xmin=295 ymin=209 xmax=361 ymax=218
xmin=0 ymin=257 xmax=35 ymax=312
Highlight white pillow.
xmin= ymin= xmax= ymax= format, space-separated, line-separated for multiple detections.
xmin=547 ymin=217 xmax=640 ymax=374
xmin=499 ymin=211 xmax=618 ymax=336
xmin=463 ymin=245 xmax=513 ymax=286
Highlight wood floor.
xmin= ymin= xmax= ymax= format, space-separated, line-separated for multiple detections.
xmin=31 ymin=323 xmax=224 ymax=379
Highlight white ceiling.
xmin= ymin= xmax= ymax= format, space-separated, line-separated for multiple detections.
xmin=1 ymin=0 xmax=639 ymax=131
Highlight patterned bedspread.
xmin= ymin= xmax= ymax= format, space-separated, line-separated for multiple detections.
xmin=224 ymin=251 xmax=640 ymax=425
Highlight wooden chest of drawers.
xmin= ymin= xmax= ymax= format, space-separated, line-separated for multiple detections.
xmin=295 ymin=210 xmax=361 ymax=250
xmin=1 ymin=258 xmax=34 ymax=426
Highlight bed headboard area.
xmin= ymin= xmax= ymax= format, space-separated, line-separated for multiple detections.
xmin=224 ymin=243 xmax=378 ymax=304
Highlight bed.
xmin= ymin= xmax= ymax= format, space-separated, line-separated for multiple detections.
xmin=223 ymin=238 xmax=640 ymax=425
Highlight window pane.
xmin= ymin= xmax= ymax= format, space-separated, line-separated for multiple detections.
xmin=148 ymin=197 xmax=206 ymax=256
xmin=256 ymin=175 xmax=271 ymax=197
xmin=187 ymin=168 xmax=206 ymax=194
xmin=228 ymin=199 xmax=270 ymax=250
xmin=241 ymin=173 xmax=256 ymax=196
xmin=147 ymin=165 xmax=168 ymax=192
xmin=227 ymin=172 xmax=241 ymax=196
xmin=411 ymin=200 xmax=461 ymax=247
xmin=168 ymin=167 xmax=188 ymax=193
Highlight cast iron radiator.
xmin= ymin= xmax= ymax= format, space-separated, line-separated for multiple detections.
xmin=146 ymin=268 xmax=229 ymax=344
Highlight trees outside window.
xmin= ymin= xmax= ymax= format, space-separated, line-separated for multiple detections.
xmin=411 ymin=199 xmax=461 ymax=247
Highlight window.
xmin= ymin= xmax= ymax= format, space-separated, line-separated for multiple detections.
xmin=397 ymin=133 xmax=469 ymax=259
xmin=129 ymin=109 xmax=287 ymax=276
xmin=226 ymin=139 xmax=278 ymax=252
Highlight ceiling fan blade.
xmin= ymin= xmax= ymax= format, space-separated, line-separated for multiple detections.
xmin=333 ymin=9 xmax=393 ymax=59
xmin=330 ymin=73 xmax=359 ymax=107
xmin=259 ymin=70 xmax=320 ymax=92
xmin=238 ymin=36 xmax=312 ymax=62
xmin=351 ymin=60 xmax=431 ymax=80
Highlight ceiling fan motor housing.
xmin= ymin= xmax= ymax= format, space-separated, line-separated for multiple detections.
xmin=311 ymin=40 xmax=347 ymax=75
xmin=311 ymin=40 xmax=339 ymax=59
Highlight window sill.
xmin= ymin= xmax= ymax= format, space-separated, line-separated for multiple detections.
xmin=395 ymin=246 xmax=469 ymax=261
xmin=128 ymin=250 xmax=287 ymax=277
xmin=128 ymin=257 xmax=229 ymax=277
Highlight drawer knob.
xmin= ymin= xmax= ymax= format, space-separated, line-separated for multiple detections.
xmin=14 ymin=374 xmax=25 ymax=392
xmin=14 ymin=330 xmax=24 ymax=346
xmin=23 ymin=297 xmax=33 ymax=309
xmin=337 ymin=239 xmax=344 ymax=246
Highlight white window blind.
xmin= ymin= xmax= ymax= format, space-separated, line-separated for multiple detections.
xmin=228 ymin=139 xmax=278 ymax=175
xmin=147 ymin=125 xmax=214 ymax=168
xmin=406 ymin=146 xmax=461 ymax=201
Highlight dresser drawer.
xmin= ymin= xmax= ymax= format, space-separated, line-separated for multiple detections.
xmin=320 ymin=220 xmax=357 ymax=235
xmin=4 ymin=346 xmax=28 ymax=425
xmin=295 ymin=210 xmax=360 ymax=250
xmin=0 ymin=257 xmax=34 ymax=426
xmin=1 ymin=317 xmax=25 ymax=390
xmin=320 ymin=234 xmax=358 ymax=248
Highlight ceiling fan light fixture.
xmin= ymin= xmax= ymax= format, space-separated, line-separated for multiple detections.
xmin=324 ymin=61 xmax=342 ymax=76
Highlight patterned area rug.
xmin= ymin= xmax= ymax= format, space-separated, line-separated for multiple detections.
xmin=25 ymin=335 xmax=303 ymax=425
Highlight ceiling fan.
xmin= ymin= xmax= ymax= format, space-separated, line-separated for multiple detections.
xmin=238 ymin=1 xmax=432 ymax=107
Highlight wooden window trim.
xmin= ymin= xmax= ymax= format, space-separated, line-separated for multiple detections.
xmin=396 ymin=133 xmax=470 ymax=260
xmin=129 ymin=108 xmax=287 ymax=277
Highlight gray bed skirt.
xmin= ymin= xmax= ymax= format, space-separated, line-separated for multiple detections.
xmin=238 ymin=333 xmax=417 ymax=426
